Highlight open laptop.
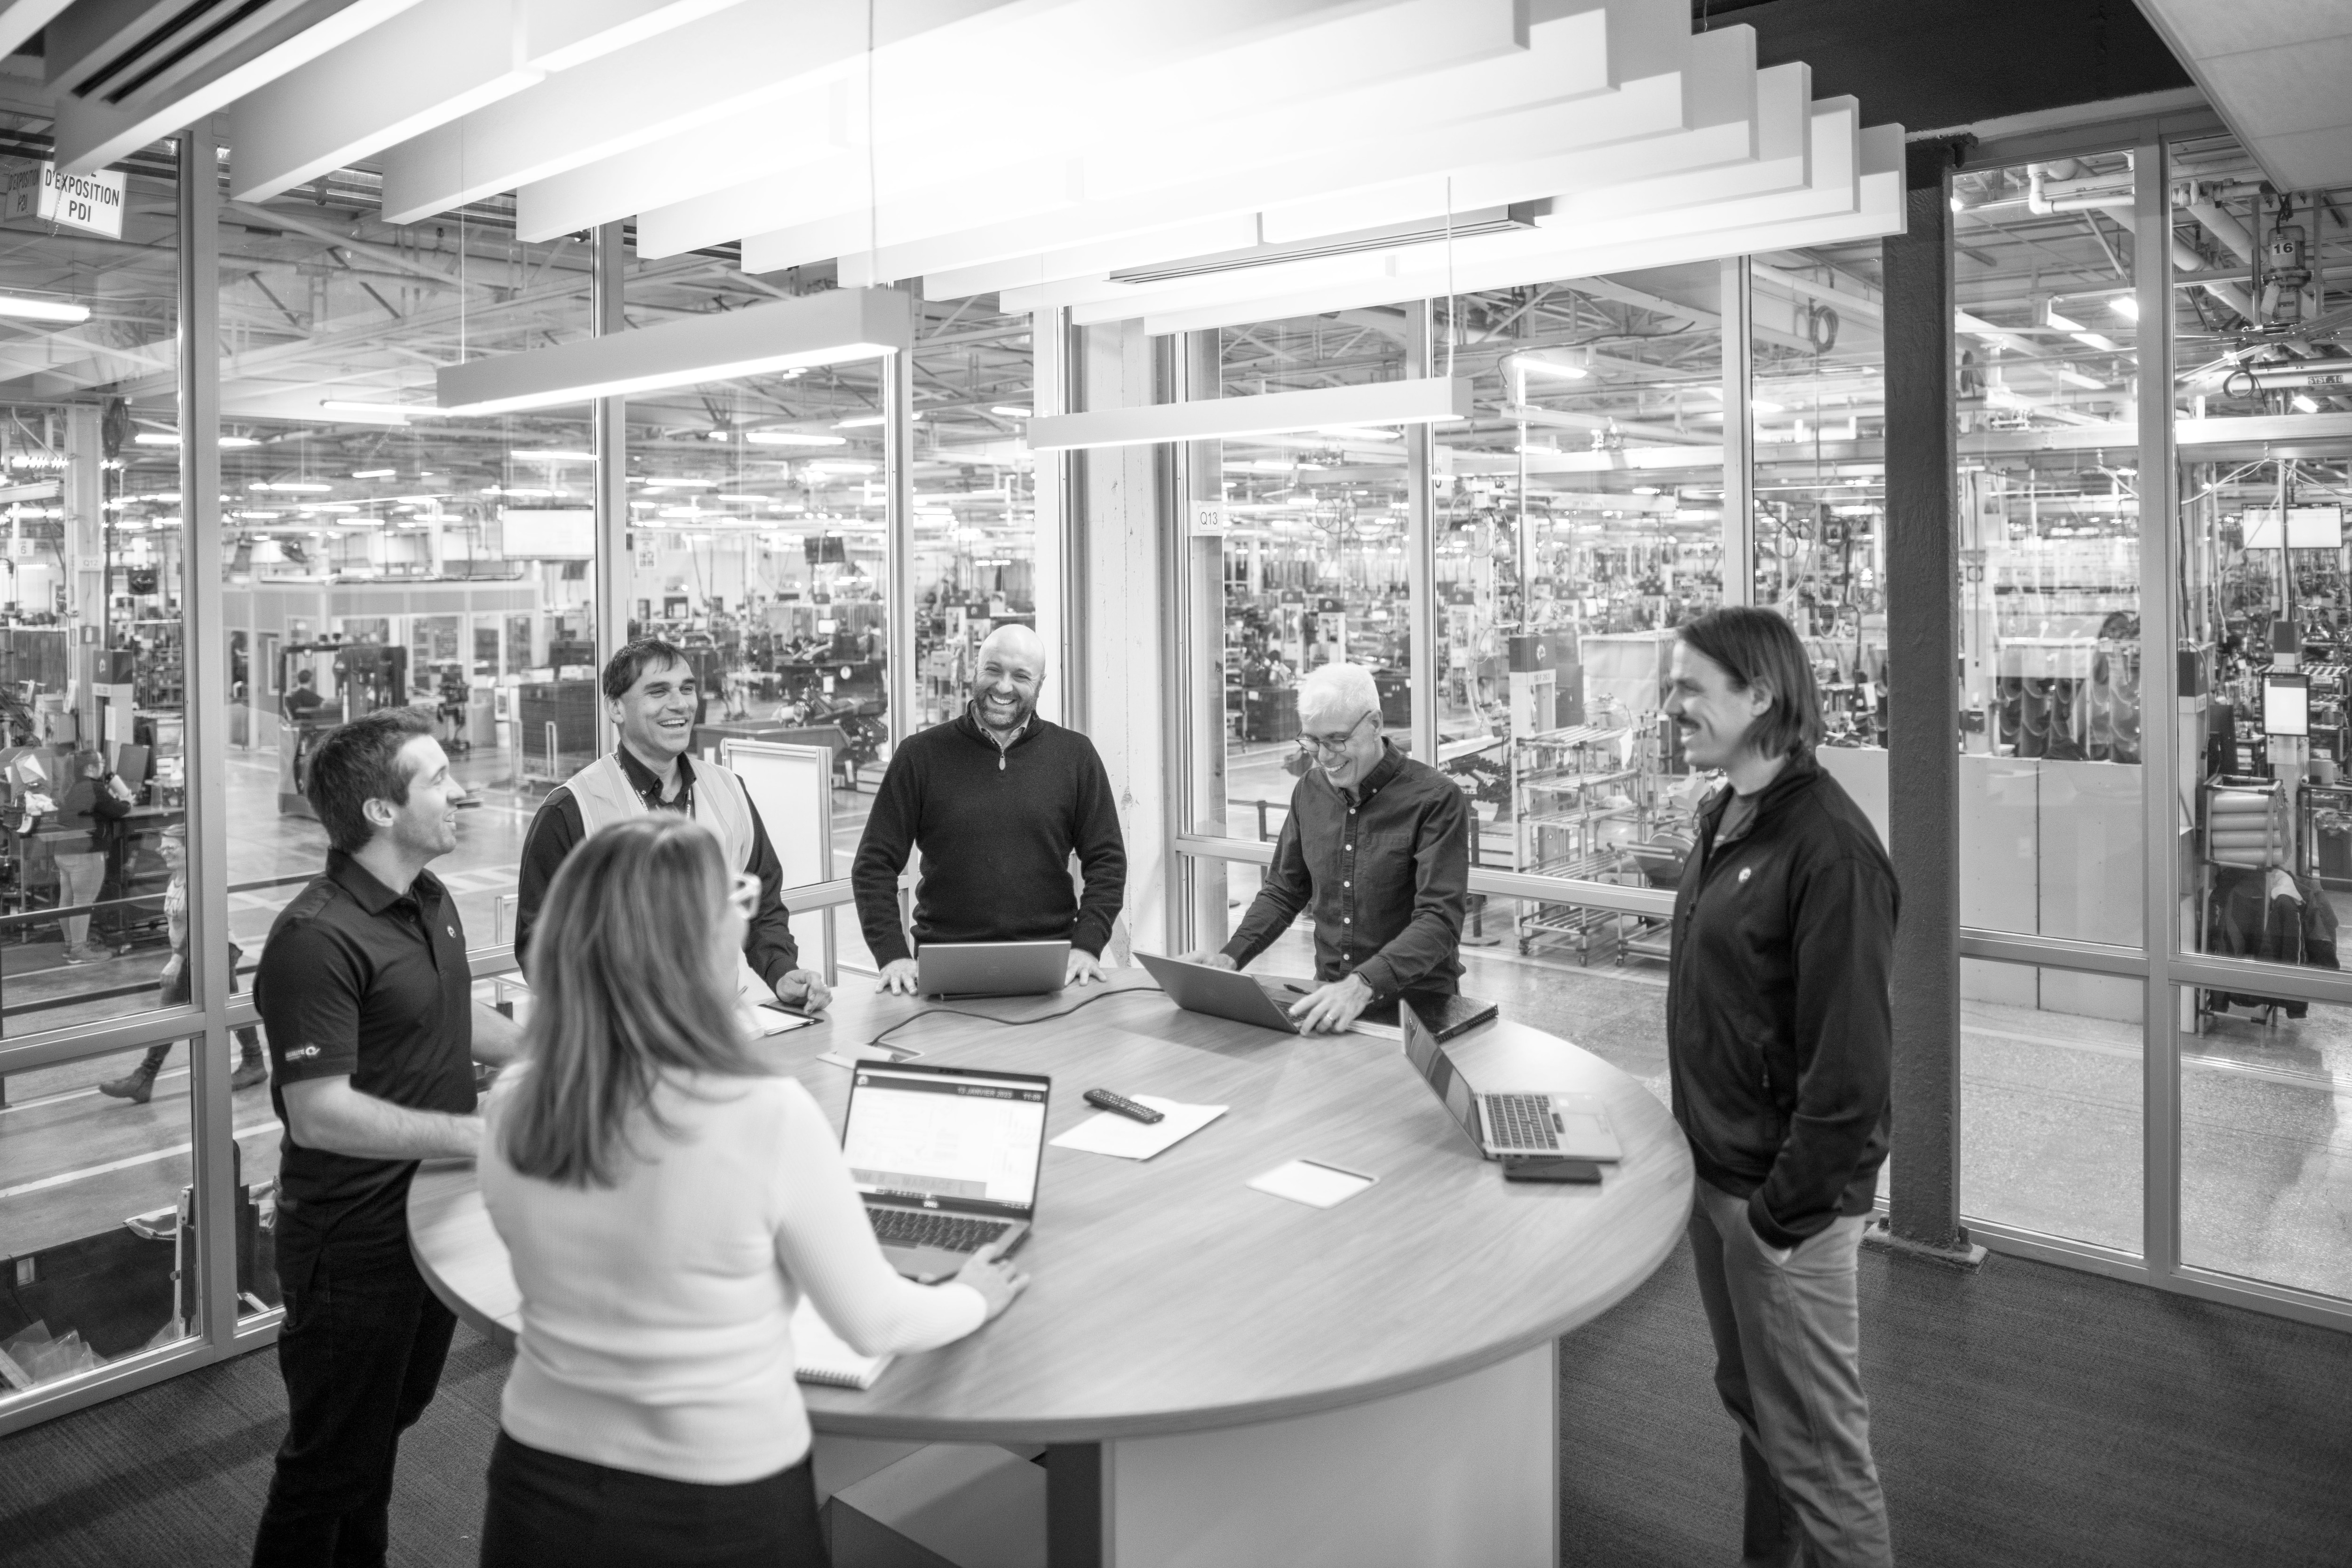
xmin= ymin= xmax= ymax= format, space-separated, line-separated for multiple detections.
xmin=1403 ymin=1003 xmax=1621 ymax=1162
xmin=915 ymin=939 xmax=1068 ymax=997
xmin=841 ymin=1061 xmax=1052 ymax=1283
xmin=1137 ymin=951 xmax=1314 ymax=1034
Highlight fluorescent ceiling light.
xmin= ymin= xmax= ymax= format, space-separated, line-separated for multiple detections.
xmin=2294 ymin=393 xmax=2320 ymax=413
xmin=806 ymin=461 xmax=877 ymax=475
xmin=2109 ymin=296 xmax=2139 ymax=321
xmin=1316 ymin=425 xmax=1401 ymax=441
xmin=2055 ymin=368 xmax=2106 ymax=391
xmin=0 ymin=294 xmax=88 ymax=323
xmin=352 ymin=469 xmax=395 ymax=479
xmin=513 ymin=449 xmax=597 ymax=462
xmin=644 ymin=477 xmax=718 ymax=488
xmin=134 ymin=432 xmax=179 ymax=446
xmin=219 ymin=436 xmax=261 ymax=448
xmin=1028 ymin=378 xmax=1471 ymax=453
xmin=834 ymin=412 xmax=923 ymax=428
xmin=436 ymin=288 xmax=912 ymax=416
xmin=254 ymin=481 xmax=334 ymax=493
xmin=319 ymin=400 xmax=424 ymax=421
xmin=1516 ymin=358 xmax=1590 ymax=380
xmin=745 ymin=430 xmax=846 ymax=446
xmin=2069 ymin=332 xmax=2120 ymax=351
xmin=990 ymin=406 xmax=1032 ymax=418
xmin=2045 ymin=307 xmax=2085 ymax=332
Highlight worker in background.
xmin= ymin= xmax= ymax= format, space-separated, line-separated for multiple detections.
xmin=852 ymin=623 xmax=1125 ymax=994
xmin=514 ymin=637 xmax=831 ymax=1013
xmin=99 ymin=823 xmax=268 ymax=1104
xmin=55 ymin=751 xmax=132 ymax=963
xmin=1186 ymin=661 xmax=1468 ymax=1033
xmin=248 ymin=709 xmax=524 ymax=1564
xmin=1663 ymin=605 xmax=1897 ymax=1568
xmin=283 ymin=669 xmax=325 ymax=722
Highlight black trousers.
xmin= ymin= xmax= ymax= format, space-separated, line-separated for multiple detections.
xmin=481 ymin=1430 xmax=829 ymax=1568
xmin=251 ymin=1222 xmax=457 ymax=1568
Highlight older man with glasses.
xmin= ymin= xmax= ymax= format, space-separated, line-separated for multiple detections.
xmin=1186 ymin=661 xmax=1469 ymax=1032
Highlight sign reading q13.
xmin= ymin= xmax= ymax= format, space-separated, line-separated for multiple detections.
xmin=2 ymin=161 xmax=126 ymax=240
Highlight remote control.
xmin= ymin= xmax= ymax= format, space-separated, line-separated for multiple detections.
xmin=1084 ymin=1088 xmax=1164 ymax=1124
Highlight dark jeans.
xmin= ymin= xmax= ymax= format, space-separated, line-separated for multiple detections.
xmin=482 ymin=1430 xmax=829 ymax=1568
xmin=251 ymin=1222 xmax=457 ymax=1568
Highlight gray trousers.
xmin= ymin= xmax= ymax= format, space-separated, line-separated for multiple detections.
xmin=1688 ymin=1181 xmax=1893 ymax=1568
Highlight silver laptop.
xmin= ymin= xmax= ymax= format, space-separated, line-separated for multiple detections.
xmin=1403 ymin=1003 xmax=1621 ymax=1162
xmin=841 ymin=1061 xmax=1051 ymax=1283
xmin=915 ymin=939 xmax=1068 ymax=997
xmin=1137 ymin=951 xmax=1316 ymax=1034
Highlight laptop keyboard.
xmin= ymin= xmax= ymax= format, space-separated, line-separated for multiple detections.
xmin=868 ymin=1207 xmax=1013 ymax=1255
xmin=1486 ymin=1094 xmax=1561 ymax=1151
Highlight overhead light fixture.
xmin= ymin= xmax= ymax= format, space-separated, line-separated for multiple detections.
xmin=351 ymin=469 xmax=395 ymax=479
xmin=643 ymin=477 xmax=718 ymax=488
xmin=436 ymin=288 xmax=912 ymax=416
xmin=2109 ymin=296 xmax=2139 ymax=321
xmin=1515 ymin=358 xmax=1590 ymax=381
xmin=512 ymin=449 xmax=596 ymax=462
xmin=745 ymin=430 xmax=846 ymax=446
xmin=2055 ymin=368 xmax=2107 ymax=391
xmin=318 ymin=400 xmax=426 ymax=421
xmin=1027 ymin=378 xmax=1472 ymax=453
xmin=2293 ymin=393 xmax=2321 ymax=413
xmin=254 ymin=481 xmax=334 ymax=494
xmin=991 ymin=406 xmax=1032 ymax=418
xmin=0 ymin=294 xmax=89 ymax=323
xmin=219 ymin=436 xmax=260 ymax=448
xmin=805 ymin=461 xmax=878 ymax=475
xmin=1316 ymin=425 xmax=1402 ymax=441
xmin=2045 ymin=307 xmax=2086 ymax=332
xmin=135 ymin=432 xmax=179 ymax=445
xmin=833 ymin=414 xmax=887 ymax=429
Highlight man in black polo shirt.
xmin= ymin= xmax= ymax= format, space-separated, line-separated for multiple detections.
xmin=1187 ymin=661 xmax=1469 ymax=1032
xmin=250 ymin=709 xmax=521 ymax=1567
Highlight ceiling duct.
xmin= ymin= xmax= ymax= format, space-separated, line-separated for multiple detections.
xmin=46 ymin=0 xmax=358 ymax=111
xmin=1108 ymin=204 xmax=1546 ymax=287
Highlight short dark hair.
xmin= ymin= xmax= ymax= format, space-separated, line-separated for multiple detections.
xmin=1677 ymin=606 xmax=1824 ymax=759
xmin=306 ymin=709 xmax=434 ymax=854
xmin=601 ymin=637 xmax=697 ymax=702
xmin=294 ymin=669 xmax=315 ymax=685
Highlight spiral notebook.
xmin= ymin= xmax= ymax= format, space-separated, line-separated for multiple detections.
xmin=791 ymin=1297 xmax=892 ymax=1390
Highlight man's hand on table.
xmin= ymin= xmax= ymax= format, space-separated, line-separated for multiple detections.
xmin=775 ymin=969 xmax=833 ymax=1012
xmin=1064 ymin=949 xmax=1109 ymax=987
xmin=1178 ymin=950 xmax=1238 ymax=970
xmin=878 ymin=957 xmax=922 ymax=995
xmin=1288 ymin=972 xmax=1375 ymax=1034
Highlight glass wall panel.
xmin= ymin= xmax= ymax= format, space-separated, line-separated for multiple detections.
xmin=0 ymin=1039 xmax=235 ymax=1398
xmin=1946 ymin=155 xmax=2144 ymax=945
xmin=2179 ymin=989 xmax=2352 ymax=1302
xmin=216 ymin=199 xmax=597 ymax=959
xmin=2169 ymin=134 xmax=2352 ymax=977
xmin=0 ymin=143 xmax=191 ymax=1036
xmin=1958 ymin=959 xmax=2144 ymax=1254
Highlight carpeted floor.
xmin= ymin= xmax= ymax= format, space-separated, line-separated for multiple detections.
xmin=2 ymin=1242 xmax=2347 ymax=1567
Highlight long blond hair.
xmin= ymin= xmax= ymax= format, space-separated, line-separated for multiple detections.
xmin=500 ymin=814 xmax=761 ymax=1186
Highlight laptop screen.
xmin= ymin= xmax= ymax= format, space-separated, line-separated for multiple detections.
xmin=1403 ymin=1004 xmax=1483 ymax=1149
xmin=843 ymin=1064 xmax=1049 ymax=1218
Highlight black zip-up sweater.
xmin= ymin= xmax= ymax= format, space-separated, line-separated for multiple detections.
xmin=1667 ymin=749 xmax=1897 ymax=1250
xmin=850 ymin=708 xmax=1126 ymax=966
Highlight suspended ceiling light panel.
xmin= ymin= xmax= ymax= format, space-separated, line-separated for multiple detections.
xmin=435 ymin=287 xmax=912 ymax=416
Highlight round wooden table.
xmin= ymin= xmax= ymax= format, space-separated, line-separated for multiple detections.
xmin=411 ymin=972 xmax=1692 ymax=1568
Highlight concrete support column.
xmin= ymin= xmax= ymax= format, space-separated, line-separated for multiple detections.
xmin=1178 ymin=330 xmax=1226 ymax=950
xmin=1076 ymin=320 xmax=1164 ymax=958
xmin=1881 ymin=137 xmax=1977 ymax=1261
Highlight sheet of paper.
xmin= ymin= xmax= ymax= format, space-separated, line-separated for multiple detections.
xmin=743 ymin=1001 xmax=817 ymax=1037
xmin=1049 ymin=1097 xmax=1227 ymax=1160
xmin=1247 ymin=1158 xmax=1378 ymax=1208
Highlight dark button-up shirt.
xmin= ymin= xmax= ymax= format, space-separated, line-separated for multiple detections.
xmin=514 ymin=747 xmax=800 ymax=987
xmin=255 ymin=850 xmax=477 ymax=1251
xmin=1223 ymin=743 xmax=1470 ymax=1000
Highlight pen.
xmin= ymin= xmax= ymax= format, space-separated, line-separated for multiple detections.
xmin=1084 ymin=1088 xmax=1165 ymax=1124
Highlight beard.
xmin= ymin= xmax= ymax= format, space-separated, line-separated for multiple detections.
xmin=975 ymin=688 xmax=1034 ymax=733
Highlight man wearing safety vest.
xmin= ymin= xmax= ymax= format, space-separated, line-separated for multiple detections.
xmin=515 ymin=637 xmax=832 ymax=1012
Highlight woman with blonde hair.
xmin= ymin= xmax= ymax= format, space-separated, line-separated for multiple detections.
xmin=477 ymin=814 xmax=1023 ymax=1566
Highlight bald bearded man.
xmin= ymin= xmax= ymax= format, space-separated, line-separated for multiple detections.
xmin=851 ymin=624 xmax=1127 ymax=994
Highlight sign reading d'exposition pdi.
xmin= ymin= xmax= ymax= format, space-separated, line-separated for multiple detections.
xmin=0 ymin=161 xmax=126 ymax=240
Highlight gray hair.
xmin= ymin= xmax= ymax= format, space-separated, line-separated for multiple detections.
xmin=1296 ymin=662 xmax=1380 ymax=725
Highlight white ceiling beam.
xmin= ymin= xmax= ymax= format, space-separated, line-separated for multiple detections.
xmin=0 ymin=0 xmax=78 ymax=64
xmin=229 ymin=0 xmax=543 ymax=203
xmin=54 ymin=0 xmax=427 ymax=173
xmin=638 ymin=0 xmax=1537 ymax=258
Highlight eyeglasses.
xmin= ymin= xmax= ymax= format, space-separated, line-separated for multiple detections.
xmin=727 ymin=870 xmax=761 ymax=920
xmin=1296 ymin=710 xmax=1378 ymax=756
